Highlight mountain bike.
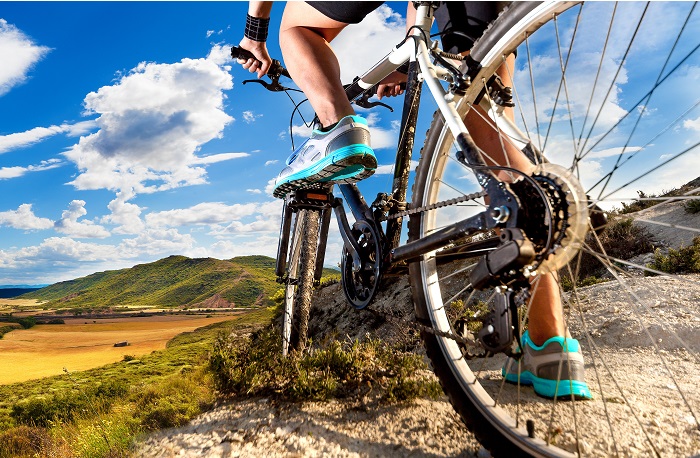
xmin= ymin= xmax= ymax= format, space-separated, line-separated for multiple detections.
xmin=233 ymin=1 xmax=700 ymax=456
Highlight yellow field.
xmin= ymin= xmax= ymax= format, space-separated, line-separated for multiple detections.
xmin=0 ymin=314 xmax=238 ymax=385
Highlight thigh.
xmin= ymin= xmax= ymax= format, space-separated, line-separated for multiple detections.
xmin=280 ymin=2 xmax=349 ymax=43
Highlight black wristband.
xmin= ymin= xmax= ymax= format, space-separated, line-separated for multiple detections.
xmin=245 ymin=14 xmax=270 ymax=42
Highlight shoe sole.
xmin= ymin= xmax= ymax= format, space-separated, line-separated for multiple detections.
xmin=503 ymin=370 xmax=593 ymax=400
xmin=273 ymin=145 xmax=377 ymax=198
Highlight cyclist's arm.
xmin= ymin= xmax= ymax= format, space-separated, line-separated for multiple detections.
xmin=376 ymin=2 xmax=415 ymax=99
xmin=238 ymin=1 xmax=274 ymax=78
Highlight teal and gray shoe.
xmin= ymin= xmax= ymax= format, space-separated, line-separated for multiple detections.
xmin=272 ymin=115 xmax=377 ymax=199
xmin=502 ymin=330 xmax=592 ymax=400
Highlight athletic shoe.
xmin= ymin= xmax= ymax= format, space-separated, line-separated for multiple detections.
xmin=502 ymin=330 xmax=592 ymax=399
xmin=272 ymin=115 xmax=377 ymax=198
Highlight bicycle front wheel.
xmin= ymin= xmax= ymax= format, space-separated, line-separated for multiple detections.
xmin=282 ymin=208 xmax=321 ymax=355
xmin=410 ymin=2 xmax=700 ymax=456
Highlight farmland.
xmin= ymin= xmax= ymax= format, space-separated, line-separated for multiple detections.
xmin=0 ymin=312 xmax=240 ymax=385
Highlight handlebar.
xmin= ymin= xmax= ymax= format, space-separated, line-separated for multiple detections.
xmin=231 ymin=45 xmax=402 ymax=111
xmin=231 ymin=45 xmax=290 ymax=79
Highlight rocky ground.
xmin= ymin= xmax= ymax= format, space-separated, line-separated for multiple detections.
xmin=135 ymin=200 xmax=700 ymax=457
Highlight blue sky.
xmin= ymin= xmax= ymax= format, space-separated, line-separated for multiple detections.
xmin=1 ymin=2 xmax=699 ymax=286
xmin=0 ymin=2 xmax=416 ymax=284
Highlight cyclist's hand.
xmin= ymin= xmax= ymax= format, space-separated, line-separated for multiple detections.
xmin=238 ymin=37 xmax=272 ymax=78
xmin=377 ymin=71 xmax=407 ymax=99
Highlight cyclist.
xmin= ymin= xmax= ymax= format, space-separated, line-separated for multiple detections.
xmin=238 ymin=1 xmax=591 ymax=400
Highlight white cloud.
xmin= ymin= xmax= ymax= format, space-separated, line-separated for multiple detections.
xmin=585 ymin=146 xmax=643 ymax=160
xmin=145 ymin=200 xmax=280 ymax=229
xmin=332 ymin=5 xmax=407 ymax=84
xmin=0 ymin=237 xmax=121 ymax=284
xmin=365 ymin=112 xmax=398 ymax=150
xmin=209 ymin=235 xmax=280 ymax=259
xmin=265 ymin=159 xmax=279 ymax=166
xmin=102 ymin=190 xmax=145 ymax=234
xmin=375 ymin=160 xmax=418 ymax=175
xmin=63 ymin=45 xmax=234 ymax=195
xmin=242 ymin=110 xmax=262 ymax=123
xmin=0 ymin=19 xmax=50 ymax=96
xmin=0 ymin=159 xmax=62 ymax=179
xmin=0 ymin=204 xmax=53 ymax=230
xmin=119 ymin=229 xmax=196 ymax=257
xmin=191 ymin=152 xmax=249 ymax=165
xmin=684 ymin=116 xmax=700 ymax=132
xmin=0 ymin=121 xmax=97 ymax=155
xmin=54 ymin=200 xmax=110 ymax=239
xmin=246 ymin=188 xmax=262 ymax=194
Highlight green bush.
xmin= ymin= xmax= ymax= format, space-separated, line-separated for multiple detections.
xmin=566 ymin=217 xmax=655 ymax=287
xmin=209 ymin=325 xmax=441 ymax=403
xmin=135 ymin=372 xmax=214 ymax=430
xmin=647 ymin=237 xmax=700 ymax=274
xmin=0 ymin=325 xmax=17 ymax=339
xmin=684 ymin=199 xmax=700 ymax=214
xmin=10 ymin=380 xmax=128 ymax=428
xmin=11 ymin=393 xmax=89 ymax=427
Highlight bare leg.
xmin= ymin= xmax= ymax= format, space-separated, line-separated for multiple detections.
xmin=279 ymin=3 xmax=354 ymax=128
xmin=465 ymin=55 xmax=565 ymax=346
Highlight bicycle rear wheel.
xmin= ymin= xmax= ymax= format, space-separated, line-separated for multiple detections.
xmin=410 ymin=2 xmax=700 ymax=456
xmin=282 ymin=208 xmax=321 ymax=355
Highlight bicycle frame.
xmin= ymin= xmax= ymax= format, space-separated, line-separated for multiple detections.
xmin=331 ymin=2 xmax=520 ymax=268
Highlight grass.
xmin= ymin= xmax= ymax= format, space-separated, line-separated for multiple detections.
xmin=0 ymin=307 xmax=274 ymax=458
xmin=209 ymin=323 xmax=441 ymax=404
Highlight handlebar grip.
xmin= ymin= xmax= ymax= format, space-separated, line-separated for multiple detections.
xmin=231 ymin=46 xmax=291 ymax=79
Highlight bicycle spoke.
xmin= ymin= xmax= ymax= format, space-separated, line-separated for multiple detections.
xmin=577 ymin=3 xmax=650 ymax=159
xmin=541 ymin=10 xmax=581 ymax=157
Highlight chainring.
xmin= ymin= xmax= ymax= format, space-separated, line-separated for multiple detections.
xmin=341 ymin=220 xmax=383 ymax=310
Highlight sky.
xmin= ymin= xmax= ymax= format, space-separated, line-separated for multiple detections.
xmin=0 ymin=2 xmax=698 ymax=286
xmin=0 ymin=2 xmax=415 ymax=285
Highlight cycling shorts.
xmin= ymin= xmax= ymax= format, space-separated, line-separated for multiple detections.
xmin=434 ymin=2 xmax=509 ymax=54
xmin=306 ymin=2 xmax=384 ymax=24
xmin=305 ymin=1 xmax=507 ymax=53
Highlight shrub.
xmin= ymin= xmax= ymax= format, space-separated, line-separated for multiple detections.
xmin=209 ymin=325 xmax=441 ymax=403
xmin=135 ymin=372 xmax=214 ymax=430
xmin=647 ymin=237 xmax=700 ymax=274
xmin=11 ymin=393 xmax=89 ymax=427
xmin=0 ymin=426 xmax=50 ymax=458
xmin=684 ymin=198 xmax=700 ymax=214
xmin=10 ymin=380 xmax=128 ymax=428
xmin=566 ymin=216 xmax=655 ymax=286
xmin=618 ymin=190 xmax=661 ymax=214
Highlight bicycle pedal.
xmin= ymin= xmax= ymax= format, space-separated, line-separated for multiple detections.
xmin=293 ymin=188 xmax=334 ymax=203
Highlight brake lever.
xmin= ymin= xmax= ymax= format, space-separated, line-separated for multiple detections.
xmin=354 ymin=92 xmax=394 ymax=112
xmin=242 ymin=78 xmax=290 ymax=92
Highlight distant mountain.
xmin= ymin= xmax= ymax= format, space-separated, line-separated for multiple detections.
xmin=0 ymin=288 xmax=43 ymax=299
xmin=20 ymin=255 xmax=293 ymax=309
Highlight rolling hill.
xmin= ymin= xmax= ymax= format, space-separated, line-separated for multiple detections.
xmin=20 ymin=255 xmax=291 ymax=309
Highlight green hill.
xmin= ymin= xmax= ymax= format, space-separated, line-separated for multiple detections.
xmin=21 ymin=255 xmax=285 ymax=309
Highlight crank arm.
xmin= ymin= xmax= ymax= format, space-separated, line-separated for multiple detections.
xmin=332 ymin=198 xmax=363 ymax=272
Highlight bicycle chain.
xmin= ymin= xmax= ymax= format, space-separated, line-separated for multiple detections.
xmin=371 ymin=189 xmax=491 ymax=352
xmin=379 ymin=190 xmax=488 ymax=221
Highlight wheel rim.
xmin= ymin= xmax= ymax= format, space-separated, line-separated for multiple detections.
xmin=416 ymin=2 xmax=700 ymax=456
